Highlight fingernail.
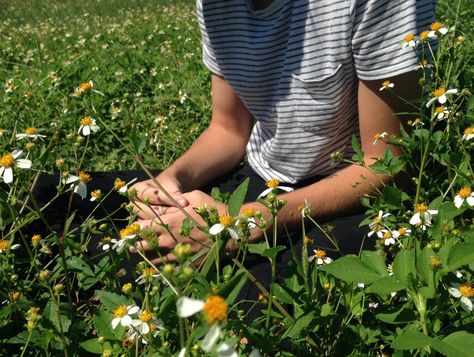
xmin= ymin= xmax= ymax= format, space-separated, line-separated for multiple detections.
xmin=177 ymin=199 xmax=188 ymax=206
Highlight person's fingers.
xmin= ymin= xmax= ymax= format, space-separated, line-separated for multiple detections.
xmin=156 ymin=189 xmax=189 ymax=207
xmin=131 ymin=201 xmax=181 ymax=219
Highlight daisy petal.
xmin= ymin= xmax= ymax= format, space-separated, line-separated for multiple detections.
xmin=209 ymin=224 xmax=225 ymax=236
xmin=4 ymin=167 xmax=13 ymax=184
xmin=448 ymin=287 xmax=462 ymax=298
xmin=15 ymin=159 xmax=32 ymax=169
xmin=176 ymin=297 xmax=204 ymax=318
xmin=201 ymin=323 xmax=221 ymax=352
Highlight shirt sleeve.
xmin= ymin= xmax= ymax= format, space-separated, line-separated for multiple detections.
xmin=196 ymin=0 xmax=223 ymax=77
xmin=350 ymin=0 xmax=436 ymax=81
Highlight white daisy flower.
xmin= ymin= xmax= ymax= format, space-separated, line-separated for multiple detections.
xmin=128 ymin=310 xmax=163 ymax=344
xmin=72 ymin=80 xmax=104 ymax=97
xmin=114 ymin=177 xmax=137 ymax=193
xmin=462 ymin=127 xmax=474 ymax=141
xmin=0 ymin=239 xmax=20 ymax=253
xmin=16 ymin=127 xmax=46 ymax=140
xmin=392 ymin=227 xmax=411 ymax=239
xmin=4 ymin=79 xmax=14 ymax=93
xmin=0 ymin=150 xmax=32 ymax=184
xmin=426 ymin=87 xmax=458 ymax=107
xmin=433 ymin=106 xmax=450 ymax=121
xmin=368 ymin=210 xmax=390 ymax=238
xmin=308 ymin=249 xmax=333 ymax=265
xmin=110 ymin=223 xmax=141 ymax=253
xmin=209 ymin=215 xmax=239 ymax=240
xmin=176 ymin=295 xmax=228 ymax=353
xmin=90 ymin=189 xmax=101 ymax=202
xmin=135 ymin=267 xmax=160 ymax=285
xmin=98 ymin=236 xmax=112 ymax=251
xmin=62 ymin=171 xmax=92 ymax=199
xmin=78 ymin=116 xmax=100 ymax=136
xmin=258 ymin=178 xmax=293 ymax=198
xmin=409 ymin=203 xmax=438 ymax=230
xmin=427 ymin=22 xmax=449 ymax=38
xmin=454 ymin=187 xmax=474 ymax=208
xmin=448 ymin=283 xmax=473 ymax=312
xmin=401 ymin=33 xmax=417 ymax=48
xmin=379 ymin=80 xmax=394 ymax=91
xmin=111 ymin=304 xmax=139 ymax=329
xmin=381 ymin=230 xmax=396 ymax=246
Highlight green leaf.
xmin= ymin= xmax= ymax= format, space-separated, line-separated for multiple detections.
xmin=391 ymin=330 xmax=432 ymax=350
xmin=382 ymin=186 xmax=404 ymax=208
xmin=360 ymin=251 xmax=389 ymax=277
xmin=392 ymin=250 xmax=416 ymax=290
xmin=228 ymin=177 xmax=249 ymax=216
xmin=366 ymin=276 xmax=405 ymax=297
xmin=282 ymin=312 xmax=315 ymax=339
xmin=446 ymin=243 xmax=474 ymax=272
xmin=319 ymin=255 xmax=383 ymax=284
xmin=79 ymin=339 xmax=103 ymax=354
xmin=273 ymin=283 xmax=294 ymax=304
xmin=94 ymin=290 xmax=130 ymax=311
xmin=375 ymin=305 xmax=417 ymax=324
xmin=351 ymin=135 xmax=364 ymax=163
xmin=216 ymin=269 xmax=247 ymax=304
xmin=261 ymin=245 xmax=286 ymax=261
xmin=431 ymin=331 xmax=474 ymax=357
xmin=44 ymin=301 xmax=71 ymax=334
xmin=320 ymin=303 xmax=333 ymax=317
xmin=93 ymin=310 xmax=116 ymax=340
xmin=246 ymin=242 xmax=267 ymax=255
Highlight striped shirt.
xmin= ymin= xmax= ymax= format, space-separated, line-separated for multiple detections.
xmin=196 ymin=0 xmax=435 ymax=183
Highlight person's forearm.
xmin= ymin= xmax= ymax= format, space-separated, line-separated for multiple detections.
xmin=244 ymin=158 xmax=386 ymax=237
xmin=160 ymin=123 xmax=249 ymax=191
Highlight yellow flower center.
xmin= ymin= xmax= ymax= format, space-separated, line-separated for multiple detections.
xmin=242 ymin=208 xmax=255 ymax=218
xmin=91 ymin=189 xmax=101 ymax=198
xmin=435 ymin=106 xmax=445 ymax=113
xmin=430 ymin=22 xmax=442 ymax=31
xmin=458 ymin=187 xmax=472 ymax=199
xmin=383 ymin=231 xmax=392 ymax=239
xmin=142 ymin=267 xmax=155 ymax=277
xmin=416 ymin=203 xmax=428 ymax=213
xmin=0 ymin=240 xmax=8 ymax=250
xmin=404 ymin=33 xmax=414 ymax=42
xmin=78 ymin=171 xmax=91 ymax=183
xmin=420 ymin=30 xmax=429 ymax=40
xmin=303 ymin=236 xmax=312 ymax=245
xmin=398 ymin=227 xmax=407 ymax=236
xmin=79 ymin=82 xmax=92 ymax=91
xmin=139 ymin=310 xmax=153 ymax=323
xmin=464 ymin=127 xmax=474 ymax=135
xmin=203 ymin=295 xmax=228 ymax=324
xmin=120 ymin=223 xmax=140 ymax=239
xmin=429 ymin=256 xmax=442 ymax=267
xmin=101 ymin=236 xmax=111 ymax=243
xmin=9 ymin=291 xmax=21 ymax=302
xmin=25 ymin=127 xmax=37 ymax=135
xmin=80 ymin=116 xmax=93 ymax=126
xmin=0 ymin=153 xmax=15 ymax=168
xmin=459 ymin=283 xmax=474 ymax=298
xmin=373 ymin=216 xmax=382 ymax=223
xmin=433 ymin=87 xmax=446 ymax=97
xmin=219 ymin=215 xmax=233 ymax=228
xmin=266 ymin=178 xmax=280 ymax=189
xmin=315 ymin=249 xmax=326 ymax=258
xmin=31 ymin=234 xmax=41 ymax=244
xmin=382 ymin=80 xmax=391 ymax=88
xmin=114 ymin=178 xmax=126 ymax=191
xmin=113 ymin=305 xmax=127 ymax=318
xmin=27 ymin=306 xmax=40 ymax=315
xmin=373 ymin=133 xmax=381 ymax=140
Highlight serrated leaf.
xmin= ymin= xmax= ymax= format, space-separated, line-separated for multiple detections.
xmin=94 ymin=290 xmax=130 ymax=311
xmin=79 ymin=339 xmax=103 ymax=354
xmin=320 ymin=255 xmax=383 ymax=284
xmin=391 ymin=330 xmax=432 ymax=350
xmin=392 ymin=250 xmax=416 ymax=289
xmin=375 ymin=305 xmax=417 ymax=324
xmin=262 ymin=245 xmax=286 ymax=260
xmin=93 ymin=310 xmax=116 ymax=340
xmin=431 ymin=331 xmax=474 ymax=357
xmin=282 ymin=312 xmax=315 ymax=339
xmin=366 ymin=276 xmax=405 ymax=297
xmin=446 ymin=243 xmax=474 ymax=272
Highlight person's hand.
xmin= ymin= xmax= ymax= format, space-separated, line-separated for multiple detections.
xmin=131 ymin=190 xmax=228 ymax=263
xmin=130 ymin=174 xmax=189 ymax=219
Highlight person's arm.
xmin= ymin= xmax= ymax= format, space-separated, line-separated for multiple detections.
xmin=242 ymin=71 xmax=420 ymax=233
xmin=132 ymin=74 xmax=253 ymax=211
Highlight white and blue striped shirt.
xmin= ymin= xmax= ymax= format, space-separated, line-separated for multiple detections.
xmin=197 ymin=0 xmax=435 ymax=183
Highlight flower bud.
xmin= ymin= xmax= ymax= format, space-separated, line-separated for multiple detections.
xmin=180 ymin=266 xmax=194 ymax=280
xmin=97 ymin=336 xmax=105 ymax=344
xmin=31 ymin=234 xmax=41 ymax=248
xmin=121 ymin=283 xmax=133 ymax=294
xmin=161 ymin=264 xmax=174 ymax=276
xmin=53 ymin=284 xmax=63 ymax=296
xmin=10 ymin=274 xmax=18 ymax=282
xmin=39 ymin=270 xmax=51 ymax=281
xmin=26 ymin=142 xmax=35 ymax=151
xmin=174 ymin=243 xmax=191 ymax=259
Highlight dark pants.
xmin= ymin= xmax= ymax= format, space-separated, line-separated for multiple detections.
xmin=32 ymin=163 xmax=371 ymax=316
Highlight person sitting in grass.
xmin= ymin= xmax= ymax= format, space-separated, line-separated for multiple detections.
xmin=129 ymin=0 xmax=434 ymax=269
xmin=34 ymin=0 xmax=435 ymax=295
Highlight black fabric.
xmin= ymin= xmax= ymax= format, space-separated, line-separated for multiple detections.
xmin=31 ymin=163 xmax=371 ymax=319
